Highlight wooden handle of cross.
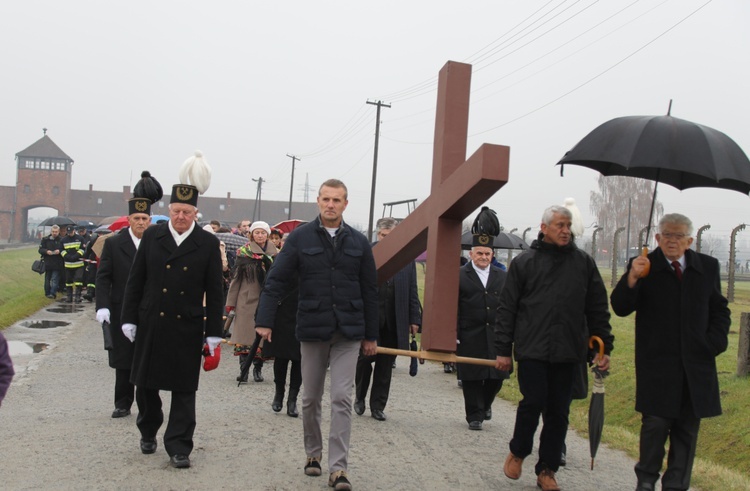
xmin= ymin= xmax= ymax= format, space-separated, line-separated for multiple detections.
xmin=376 ymin=347 xmax=497 ymax=367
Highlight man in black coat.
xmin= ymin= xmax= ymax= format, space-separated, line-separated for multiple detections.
xmin=495 ymin=205 xmax=613 ymax=491
xmin=38 ymin=224 xmax=64 ymax=298
xmin=457 ymin=242 xmax=508 ymax=430
xmin=611 ymin=213 xmax=730 ymax=491
xmin=95 ymin=197 xmax=152 ymax=419
xmin=121 ymin=175 xmax=224 ymax=470
xmin=355 ymin=217 xmax=422 ymax=422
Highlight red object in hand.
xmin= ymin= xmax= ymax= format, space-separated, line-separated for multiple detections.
xmin=202 ymin=343 xmax=221 ymax=371
xmin=225 ymin=306 xmax=235 ymax=314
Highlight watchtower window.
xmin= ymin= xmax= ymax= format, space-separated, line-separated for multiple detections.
xmin=52 ymin=186 xmax=60 ymax=196
xmin=25 ymin=160 xmax=34 ymax=169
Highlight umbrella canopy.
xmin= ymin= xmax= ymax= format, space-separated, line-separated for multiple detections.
xmin=97 ymin=215 xmax=122 ymax=226
xmin=587 ymin=335 xmax=608 ymax=470
xmin=273 ymin=219 xmax=307 ymax=234
xmin=215 ymin=232 xmax=249 ymax=254
xmin=557 ymin=114 xmax=750 ymax=194
xmin=150 ymin=214 xmax=169 ymax=224
xmin=107 ymin=216 xmax=129 ymax=232
xmin=76 ymin=220 xmax=96 ymax=230
xmin=460 ymin=231 xmax=527 ymax=251
xmin=38 ymin=216 xmax=76 ymax=227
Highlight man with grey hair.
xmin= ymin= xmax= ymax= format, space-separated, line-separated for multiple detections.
xmin=354 ymin=216 xmax=421 ymax=422
xmin=495 ymin=205 xmax=614 ymax=491
xmin=611 ymin=213 xmax=730 ymax=491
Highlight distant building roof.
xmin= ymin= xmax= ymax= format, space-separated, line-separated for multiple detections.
xmin=16 ymin=135 xmax=73 ymax=161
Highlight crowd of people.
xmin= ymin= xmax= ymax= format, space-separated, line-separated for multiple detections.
xmin=21 ymin=152 xmax=730 ymax=491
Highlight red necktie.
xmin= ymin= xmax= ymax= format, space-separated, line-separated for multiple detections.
xmin=671 ymin=261 xmax=683 ymax=281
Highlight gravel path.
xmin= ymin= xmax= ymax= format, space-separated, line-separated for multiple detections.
xmin=0 ymin=302 xmax=640 ymax=490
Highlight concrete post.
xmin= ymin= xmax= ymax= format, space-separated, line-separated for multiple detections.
xmin=738 ymin=312 xmax=750 ymax=377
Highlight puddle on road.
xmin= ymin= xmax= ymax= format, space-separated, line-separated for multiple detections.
xmin=46 ymin=305 xmax=85 ymax=314
xmin=20 ymin=320 xmax=70 ymax=329
xmin=7 ymin=341 xmax=49 ymax=356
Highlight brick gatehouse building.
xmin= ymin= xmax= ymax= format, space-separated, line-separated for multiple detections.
xmin=0 ymin=131 xmax=319 ymax=243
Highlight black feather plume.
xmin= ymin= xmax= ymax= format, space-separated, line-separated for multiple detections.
xmin=133 ymin=170 xmax=163 ymax=203
xmin=471 ymin=206 xmax=500 ymax=237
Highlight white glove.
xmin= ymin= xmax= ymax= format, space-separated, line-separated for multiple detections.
xmin=206 ymin=336 xmax=222 ymax=353
xmin=122 ymin=323 xmax=137 ymax=342
xmin=96 ymin=308 xmax=111 ymax=324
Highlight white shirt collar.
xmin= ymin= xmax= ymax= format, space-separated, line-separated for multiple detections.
xmin=127 ymin=227 xmax=142 ymax=250
xmin=168 ymin=220 xmax=195 ymax=247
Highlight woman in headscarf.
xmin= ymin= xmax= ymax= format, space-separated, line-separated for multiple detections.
xmin=225 ymin=221 xmax=278 ymax=383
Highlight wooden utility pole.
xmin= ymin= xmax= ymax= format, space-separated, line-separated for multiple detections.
xmin=366 ymin=99 xmax=391 ymax=241
xmin=252 ymin=177 xmax=264 ymax=221
xmin=286 ymin=154 xmax=300 ymax=220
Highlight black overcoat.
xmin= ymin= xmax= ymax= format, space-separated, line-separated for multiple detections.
xmin=456 ymin=262 xmax=509 ymax=381
xmin=261 ymin=282 xmax=301 ymax=361
xmin=95 ymin=229 xmax=136 ymax=369
xmin=121 ymin=223 xmax=224 ymax=392
xmin=610 ymin=247 xmax=730 ymax=419
xmin=378 ymin=259 xmax=422 ymax=350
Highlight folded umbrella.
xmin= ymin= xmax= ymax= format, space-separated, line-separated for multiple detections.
xmin=409 ymin=334 xmax=419 ymax=377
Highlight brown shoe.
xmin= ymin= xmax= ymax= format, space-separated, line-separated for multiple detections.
xmin=536 ymin=469 xmax=561 ymax=491
xmin=504 ymin=452 xmax=523 ymax=480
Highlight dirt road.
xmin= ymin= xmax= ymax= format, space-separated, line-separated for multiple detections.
xmin=0 ymin=302 xmax=639 ymax=490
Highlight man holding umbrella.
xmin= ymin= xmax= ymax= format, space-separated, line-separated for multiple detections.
xmin=495 ymin=204 xmax=613 ymax=491
xmin=611 ymin=213 xmax=730 ymax=491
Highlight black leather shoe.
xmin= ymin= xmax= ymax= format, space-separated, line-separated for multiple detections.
xmin=559 ymin=452 xmax=566 ymax=467
xmin=484 ymin=408 xmax=492 ymax=421
xmin=354 ymin=399 xmax=365 ymax=416
xmin=170 ymin=454 xmax=191 ymax=468
xmin=112 ymin=408 xmax=131 ymax=418
xmin=371 ymin=409 xmax=386 ymax=421
xmin=140 ymin=438 xmax=157 ymax=454
xmin=253 ymin=366 xmax=264 ymax=382
xmin=468 ymin=420 xmax=483 ymax=430
xmin=635 ymin=482 xmax=654 ymax=491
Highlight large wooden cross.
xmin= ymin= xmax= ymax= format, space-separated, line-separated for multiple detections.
xmin=373 ymin=61 xmax=509 ymax=352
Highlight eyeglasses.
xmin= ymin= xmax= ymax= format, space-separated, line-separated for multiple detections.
xmin=660 ymin=232 xmax=690 ymax=240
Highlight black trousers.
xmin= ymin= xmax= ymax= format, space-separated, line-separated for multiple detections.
xmin=635 ymin=383 xmax=700 ymax=491
xmin=355 ymin=353 xmax=396 ymax=411
xmin=461 ymin=378 xmax=503 ymax=423
xmin=510 ymin=360 xmax=575 ymax=475
xmin=114 ymin=368 xmax=134 ymax=410
xmin=273 ymin=357 xmax=302 ymax=392
xmin=135 ymin=387 xmax=196 ymax=457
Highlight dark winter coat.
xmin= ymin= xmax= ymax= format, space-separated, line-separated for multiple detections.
xmin=255 ymin=216 xmax=378 ymax=343
xmin=495 ymin=236 xmax=614 ymax=363
xmin=376 ymin=256 xmax=422 ymax=350
xmin=610 ymin=247 xmax=730 ymax=419
xmin=95 ymin=229 xmax=136 ymax=369
xmin=457 ymin=261 xmax=509 ymax=381
xmin=38 ymin=234 xmax=64 ymax=271
xmin=121 ymin=223 xmax=224 ymax=392
xmin=261 ymin=280 xmax=301 ymax=361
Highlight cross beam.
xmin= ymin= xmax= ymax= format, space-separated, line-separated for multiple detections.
xmin=373 ymin=61 xmax=509 ymax=352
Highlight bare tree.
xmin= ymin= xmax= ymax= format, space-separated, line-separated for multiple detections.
xmin=590 ymin=176 xmax=663 ymax=251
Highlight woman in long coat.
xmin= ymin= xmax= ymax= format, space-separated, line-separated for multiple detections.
xmin=225 ymin=222 xmax=277 ymax=382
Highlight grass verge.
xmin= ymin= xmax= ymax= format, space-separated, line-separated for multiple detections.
xmin=0 ymin=247 xmax=56 ymax=329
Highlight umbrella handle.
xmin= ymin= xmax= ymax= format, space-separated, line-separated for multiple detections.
xmin=638 ymin=246 xmax=650 ymax=278
xmin=588 ymin=335 xmax=605 ymax=361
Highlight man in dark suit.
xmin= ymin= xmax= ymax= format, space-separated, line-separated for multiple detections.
xmin=457 ymin=238 xmax=508 ymax=430
xmin=95 ymin=194 xmax=153 ymax=419
xmin=121 ymin=155 xmax=224 ymax=470
xmin=355 ymin=217 xmax=422 ymax=422
xmin=611 ymin=213 xmax=730 ymax=491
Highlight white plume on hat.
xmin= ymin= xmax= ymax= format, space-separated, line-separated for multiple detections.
xmin=563 ymin=197 xmax=584 ymax=238
xmin=179 ymin=150 xmax=212 ymax=194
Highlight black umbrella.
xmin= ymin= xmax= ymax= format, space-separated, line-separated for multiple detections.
xmin=409 ymin=334 xmax=419 ymax=377
xmin=587 ymin=335 xmax=609 ymax=470
xmin=38 ymin=216 xmax=76 ymax=227
xmin=76 ymin=220 xmax=96 ymax=230
xmin=215 ymin=232 xmax=249 ymax=255
xmin=460 ymin=231 xmax=527 ymax=251
xmin=237 ymin=333 xmax=262 ymax=387
xmin=557 ymin=104 xmax=750 ymax=252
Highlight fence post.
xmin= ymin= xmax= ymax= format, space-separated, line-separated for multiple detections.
xmin=611 ymin=227 xmax=625 ymax=288
xmin=695 ymin=224 xmax=710 ymax=254
xmin=738 ymin=312 xmax=750 ymax=377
